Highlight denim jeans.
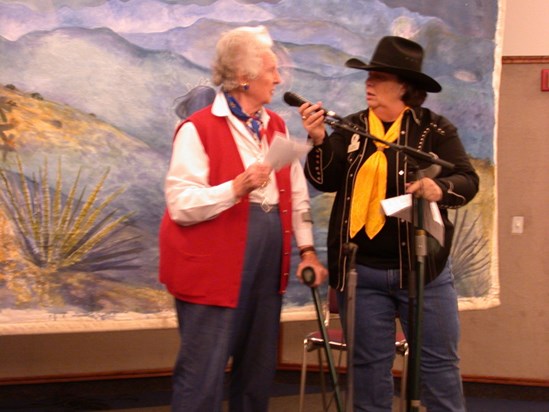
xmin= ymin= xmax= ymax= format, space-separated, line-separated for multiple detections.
xmin=171 ymin=204 xmax=283 ymax=412
xmin=338 ymin=262 xmax=465 ymax=412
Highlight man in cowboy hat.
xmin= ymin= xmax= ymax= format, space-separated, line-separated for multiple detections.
xmin=296 ymin=36 xmax=479 ymax=411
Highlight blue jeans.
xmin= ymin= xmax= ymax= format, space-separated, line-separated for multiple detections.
xmin=171 ymin=204 xmax=283 ymax=412
xmin=338 ymin=263 xmax=465 ymax=412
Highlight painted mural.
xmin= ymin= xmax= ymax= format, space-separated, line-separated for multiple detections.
xmin=0 ymin=0 xmax=501 ymax=333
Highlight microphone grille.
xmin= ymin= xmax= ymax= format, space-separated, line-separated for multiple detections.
xmin=283 ymin=91 xmax=305 ymax=107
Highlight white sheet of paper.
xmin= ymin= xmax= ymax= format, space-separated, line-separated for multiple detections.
xmin=381 ymin=194 xmax=445 ymax=246
xmin=424 ymin=200 xmax=445 ymax=247
xmin=265 ymin=132 xmax=312 ymax=171
xmin=380 ymin=194 xmax=412 ymax=220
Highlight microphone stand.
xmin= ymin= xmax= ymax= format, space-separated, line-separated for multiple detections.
xmin=343 ymin=242 xmax=358 ymax=412
xmin=402 ymin=156 xmax=427 ymax=412
xmin=323 ymin=117 xmax=454 ymax=412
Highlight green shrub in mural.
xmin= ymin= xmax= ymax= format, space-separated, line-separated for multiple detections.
xmin=0 ymin=155 xmax=142 ymax=305
xmin=450 ymin=209 xmax=491 ymax=298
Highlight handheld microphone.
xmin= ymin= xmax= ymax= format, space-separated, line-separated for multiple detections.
xmin=283 ymin=91 xmax=343 ymax=121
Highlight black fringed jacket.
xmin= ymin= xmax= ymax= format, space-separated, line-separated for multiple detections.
xmin=304 ymin=107 xmax=480 ymax=290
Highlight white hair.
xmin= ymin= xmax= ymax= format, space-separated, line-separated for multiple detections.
xmin=211 ymin=26 xmax=274 ymax=91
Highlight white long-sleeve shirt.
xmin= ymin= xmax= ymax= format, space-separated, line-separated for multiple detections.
xmin=165 ymin=91 xmax=314 ymax=247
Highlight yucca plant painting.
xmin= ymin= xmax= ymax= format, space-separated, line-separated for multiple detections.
xmin=449 ymin=209 xmax=492 ymax=298
xmin=0 ymin=156 xmax=141 ymax=307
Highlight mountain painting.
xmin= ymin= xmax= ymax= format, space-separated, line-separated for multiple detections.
xmin=0 ymin=0 xmax=501 ymax=334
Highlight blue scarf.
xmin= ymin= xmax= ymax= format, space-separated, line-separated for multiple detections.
xmin=225 ymin=92 xmax=263 ymax=140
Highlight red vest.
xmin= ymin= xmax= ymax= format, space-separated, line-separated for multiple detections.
xmin=158 ymin=106 xmax=293 ymax=308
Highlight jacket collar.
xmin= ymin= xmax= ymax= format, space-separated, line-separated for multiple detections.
xmin=359 ymin=106 xmax=422 ymax=127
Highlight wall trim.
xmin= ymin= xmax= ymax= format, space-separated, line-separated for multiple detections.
xmin=277 ymin=363 xmax=549 ymax=388
xmin=0 ymin=367 xmax=548 ymax=388
xmin=0 ymin=368 xmax=173 ymax=386
xmin=503 ymin=56 xmax=549 ymax=64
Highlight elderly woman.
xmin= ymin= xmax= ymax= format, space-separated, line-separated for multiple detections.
xmin=297 ymin=36 xmax=479 ymax=411
xmin=158 ymin=26 xmax=327 ymax=412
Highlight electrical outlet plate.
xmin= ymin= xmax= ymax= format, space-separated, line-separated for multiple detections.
xmin=511 ymin=216 xmax=524 ymax=234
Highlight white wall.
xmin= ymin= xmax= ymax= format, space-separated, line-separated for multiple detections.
xmin=502 ymin=0 xmax=549 ymax=55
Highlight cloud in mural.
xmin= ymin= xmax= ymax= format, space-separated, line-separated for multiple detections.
xmin=0 ymin=0 xmax=274 ymax=40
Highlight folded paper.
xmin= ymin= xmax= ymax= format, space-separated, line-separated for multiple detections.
xmin=381 ymin=194 xmax=445 ymax=246
xmin=265 ymin=133 xmax=312 ymax=171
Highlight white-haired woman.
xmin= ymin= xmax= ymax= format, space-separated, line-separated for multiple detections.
xmin=158 ymin=26 xmax=327 ymax=412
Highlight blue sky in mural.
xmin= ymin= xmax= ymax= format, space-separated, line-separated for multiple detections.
xmin=0 ymin=0 xmax=499 ymax=313
xmin=0 ymin=0 xmax=498 ymax=159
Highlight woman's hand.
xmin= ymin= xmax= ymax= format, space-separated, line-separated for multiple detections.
xmin=296 ymin=250 xmax=328 ymax=288
xmin=405 ymin=177 xmax=442 ymax=202
xmin=299 ymin=102 xmax=327 ymax=146
xmin=232 ymin=163 xmax=273 ymax=199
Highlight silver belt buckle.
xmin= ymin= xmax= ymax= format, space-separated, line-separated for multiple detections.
xmin=261 ymin=198 xmax=273 ymax=213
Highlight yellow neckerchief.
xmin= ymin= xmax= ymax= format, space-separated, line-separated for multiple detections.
xmin=349 ymin=107 xmax=409 ymax=239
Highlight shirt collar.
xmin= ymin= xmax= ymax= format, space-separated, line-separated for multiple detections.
xmin=211 ymin=90 xmax=271 ymax=126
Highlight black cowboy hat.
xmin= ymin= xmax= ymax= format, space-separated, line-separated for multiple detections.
xmin=345 ymin=36 xmax=442 ymax=93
